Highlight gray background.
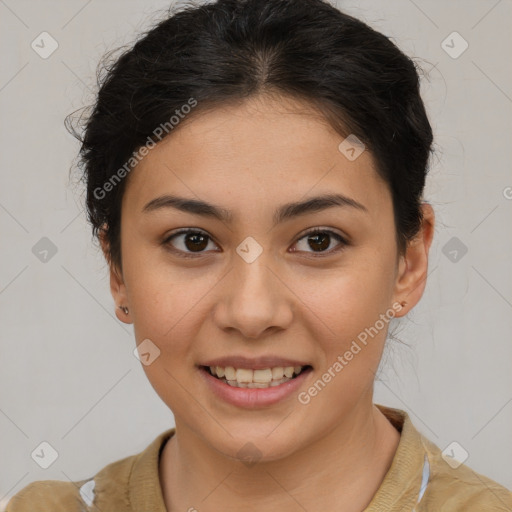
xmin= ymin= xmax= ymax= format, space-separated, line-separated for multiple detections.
xmin=1 ymin=0 xmax=511 ymax=507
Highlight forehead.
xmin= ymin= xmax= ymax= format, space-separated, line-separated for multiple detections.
xmin=122 ymin=94 xmax=391 ymax=224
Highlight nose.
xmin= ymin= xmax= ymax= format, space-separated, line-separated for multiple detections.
xmin=212 ymin=252 xmax=293 ymax=340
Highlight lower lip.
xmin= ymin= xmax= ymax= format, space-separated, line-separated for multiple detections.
xmin=198 ymin=366 xmax=312 ymax=409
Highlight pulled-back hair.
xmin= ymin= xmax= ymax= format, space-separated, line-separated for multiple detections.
xmin=66 ymin=0 xmax=433 ymax=273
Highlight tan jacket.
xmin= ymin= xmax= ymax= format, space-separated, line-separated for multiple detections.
xmin=6 ymin=404 xmax=512 ymax=511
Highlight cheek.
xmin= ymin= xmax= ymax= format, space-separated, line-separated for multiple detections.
xmin=126 ymin=255 xmax=217 ymax=368
xmin=293 ymin=270 xmax=393 ymax=414
xmin=130 ymin=281 xmax=199 ymax=349
xmin=128 ymin=274 xmax=204 ymax=412
xmin=295 ymin=256 xmax=394 ymax=335
xmin=290 ymin=260 xmax=396 ymax=398
xmin=123 ymin=244 xmax=194 ymax=330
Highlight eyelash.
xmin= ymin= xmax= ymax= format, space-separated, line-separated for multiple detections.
xmin=162 ymin=227 xmax=348 ymax=259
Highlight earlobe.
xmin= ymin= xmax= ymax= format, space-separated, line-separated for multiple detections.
xmin=110 ymin=265 xmax=132 ymax=324
xmin=99 ymin=226 xmax=132 ymax=325
xmin=392 ymin=203 xmax=435 ymax=317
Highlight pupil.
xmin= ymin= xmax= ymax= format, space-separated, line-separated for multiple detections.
xmin=185 ymin=233 xmax=208 ymax=252
xmin=309 ymin=233 xmax=329 ymax=251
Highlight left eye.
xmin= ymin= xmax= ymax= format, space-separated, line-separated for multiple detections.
xmin=163 ymin=227 xmax=347 ymax=258
xmin=292 ymin=228 xmax=348 ymax=256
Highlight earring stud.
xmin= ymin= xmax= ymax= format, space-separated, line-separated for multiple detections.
xmin=118 ymin=305 xmax=129 ymax=315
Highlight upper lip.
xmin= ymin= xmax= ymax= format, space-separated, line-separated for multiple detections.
xmin=200 ymin=356 xmax=311 ymax=370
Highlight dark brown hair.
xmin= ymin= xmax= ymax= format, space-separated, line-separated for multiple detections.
xmin=66 ymin=0 xmax=433 ymax=273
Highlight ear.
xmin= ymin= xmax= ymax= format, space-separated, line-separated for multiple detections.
xmin=391 ymin=202 xmax=435 ymax=317
xmin=99 ymin=225 xmax=132 ymax=324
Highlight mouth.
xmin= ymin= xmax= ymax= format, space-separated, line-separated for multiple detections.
xmin=200 ymin=364 xmax=313 ymax=389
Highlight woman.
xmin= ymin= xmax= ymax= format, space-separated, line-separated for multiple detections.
xmin=7 ymin=0 xmax=512 ymax=510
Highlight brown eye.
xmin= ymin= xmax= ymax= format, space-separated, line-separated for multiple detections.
xmin=163 ymin=229 xmax=218 ymax=258
xmin=162 ymin=227 xmax=348 ymax=259
xmin=292 ymin=228 xmax=348 ymax=256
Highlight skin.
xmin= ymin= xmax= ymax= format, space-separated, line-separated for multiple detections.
xmin=100 ymin=93 xmax=435 ymax=512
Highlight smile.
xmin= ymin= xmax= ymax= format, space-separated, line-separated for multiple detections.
xmin=204 ymin=365 xmax=311 ymax=388
xmin=198 ymin=364 xmax=313 ymax=408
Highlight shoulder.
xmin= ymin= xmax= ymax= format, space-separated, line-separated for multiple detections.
xmin=418 ymin=435 xmax=512 ymax=510
xmin=5 ymin=478 xmax=91 ymax=512
xmin=5 ymin=452 xmax=139 ymax=512
xmin=5 ymin=429 xmax=174 ymax=512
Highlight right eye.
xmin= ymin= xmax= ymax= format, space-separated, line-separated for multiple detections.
xmin=162 ymin=228 xmax=219 ymax=258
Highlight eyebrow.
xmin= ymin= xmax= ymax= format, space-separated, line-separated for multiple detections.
xmin=142 ymin=193 xmax=368 ymax=226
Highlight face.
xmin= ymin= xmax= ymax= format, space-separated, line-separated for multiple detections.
xmin=105 ymin=94 xmax=433 ymax=461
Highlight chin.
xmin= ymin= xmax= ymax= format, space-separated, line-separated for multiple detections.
xmin=202 ymin=425 xmax=306 ymax=465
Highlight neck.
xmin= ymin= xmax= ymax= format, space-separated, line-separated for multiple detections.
xmin=159 ymin=403 xmax=400 ymax=512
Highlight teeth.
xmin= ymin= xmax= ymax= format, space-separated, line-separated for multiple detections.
xmin=271 ymin=367 xmax=284 ymax=380
xmin=284 ymin=366 xmax=294 ymax=378
xmin=207 ymin=364 xmax=306 ymax=387
xmin=247 ymin=382 xmax=269 ymax=388
xmin=226 ymin=377 xmax=293 ymax=388
xmin=253 ymin=369 xmax=273 ymax=383
xmin=236 ymin=368 xmax=253 ymax=383
xmin=224 ymin=366 xmax=236 ymax=380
